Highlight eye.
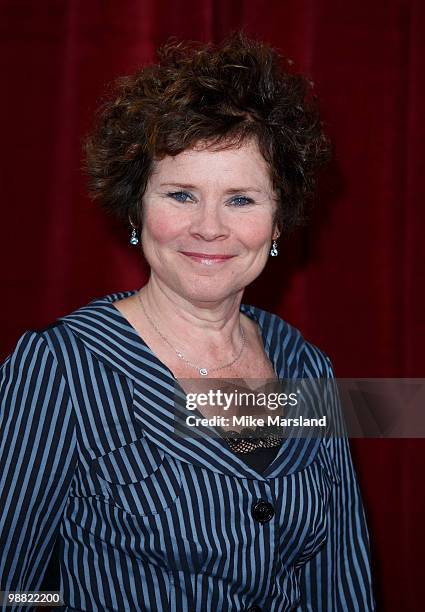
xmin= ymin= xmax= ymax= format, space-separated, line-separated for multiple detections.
xmin=167 ymin=191 xmax=193 ymax=203
xmin=229 ymin=196 xmax=254 ymax=207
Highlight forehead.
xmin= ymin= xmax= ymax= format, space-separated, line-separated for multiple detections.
xmin=149 ymin=139 xmax=273 ymax=188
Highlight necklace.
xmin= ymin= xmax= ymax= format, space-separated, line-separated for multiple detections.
xmin=137 ymin=291 xmax=246 ymax=377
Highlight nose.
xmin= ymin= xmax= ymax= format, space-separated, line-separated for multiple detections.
xmin=189 ymin=201 xmax=230 ymax=241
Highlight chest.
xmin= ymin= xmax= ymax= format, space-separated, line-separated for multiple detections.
xmin=71 ymin=435 xmax=337 ymax=577
xmin=170 ymin=349 xmax=277 ymax=381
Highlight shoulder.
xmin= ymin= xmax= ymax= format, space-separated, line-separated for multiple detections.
xmin=0 ymin=328 xmax=69 ymax=405
xmin=242 ymin=302 xmax=335 ymax=378
xmin=2 ymin=290 xmax=122 ymax=368
xmin=23 ymin=289 xmax=137 ymax=346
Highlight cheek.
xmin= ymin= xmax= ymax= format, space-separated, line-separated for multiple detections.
xmin=239 ymin=217 xmax=273 ymax=249
xmin=143 ymin=209 xmax=182 ymax=244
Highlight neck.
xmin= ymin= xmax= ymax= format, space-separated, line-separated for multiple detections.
xmin=138 ymin=274 xmax=245 ymax=354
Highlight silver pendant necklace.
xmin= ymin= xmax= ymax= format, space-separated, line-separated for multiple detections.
xmin=137 ymin=291 xmax=246 ymax=377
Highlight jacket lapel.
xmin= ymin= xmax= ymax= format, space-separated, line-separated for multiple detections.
xmin=59 ymin=289 xmax=322 ymax=481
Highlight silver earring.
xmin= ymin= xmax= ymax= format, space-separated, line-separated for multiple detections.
xmin=130 ymin=227 xmax=139 ymax=246
xmin=270 ymin=240 xmax=278 ymax=257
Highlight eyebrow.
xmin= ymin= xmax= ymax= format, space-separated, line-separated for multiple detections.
xmin=159 ymin=182 xmax=264 ymax=194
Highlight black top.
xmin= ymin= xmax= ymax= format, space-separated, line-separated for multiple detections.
xmin=232 ymin=443 xmax=282 ymax=474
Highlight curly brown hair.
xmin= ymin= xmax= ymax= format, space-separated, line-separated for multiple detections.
xmin=84 ymin=31 xmax=331 ymax=235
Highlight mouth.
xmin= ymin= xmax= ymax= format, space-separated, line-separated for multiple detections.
xmin=179 ymin=251 xmax=235 ymax=265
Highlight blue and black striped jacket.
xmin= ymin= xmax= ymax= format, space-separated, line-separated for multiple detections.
xmin=0 ymin=288 xmax=375 ymax=611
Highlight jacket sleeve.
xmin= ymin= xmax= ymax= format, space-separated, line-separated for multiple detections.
xmin=0 ymin=330 xmax=78 ymax=611
xmin=297 ymin=352 xmax=376 ymax=611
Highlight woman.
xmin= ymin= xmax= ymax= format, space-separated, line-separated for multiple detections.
xmin=0 ymin=33 xmax=374 ymax=611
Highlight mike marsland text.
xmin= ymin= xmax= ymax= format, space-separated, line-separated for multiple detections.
xmin=186 ymin=415 xmax=327 ymax=428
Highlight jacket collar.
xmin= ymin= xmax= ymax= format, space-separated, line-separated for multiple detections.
xmin=58 ymin=289 xmax=322 ymax=481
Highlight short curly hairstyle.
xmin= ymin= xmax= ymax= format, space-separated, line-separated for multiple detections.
xmin=84 ymin=31 xmax=331 ymax=235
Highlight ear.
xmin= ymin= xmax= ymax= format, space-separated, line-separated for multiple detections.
xmin=272 ymin=222 xmax=281 ymax=241
xmin=129 ymin=207 xmax=143 ymax=230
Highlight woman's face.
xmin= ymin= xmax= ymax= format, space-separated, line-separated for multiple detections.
xmin=140 ymin=138 xmax=280 ymax=306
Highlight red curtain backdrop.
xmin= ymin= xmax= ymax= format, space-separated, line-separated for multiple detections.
xmin=2 ymin=1 xmax=424 ymax=610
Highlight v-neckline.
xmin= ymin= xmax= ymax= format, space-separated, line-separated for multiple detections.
xmin=107 ymin=291 xmax=291 ymax=478
xmin=58 ymin=288 xmax=323 ymax=481
xmin=108 ymin=291 xmax=281 ymax=383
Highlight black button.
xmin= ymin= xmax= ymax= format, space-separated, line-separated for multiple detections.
xmin=246 ymin=606 xmax=262 ymax=612
xmin=252 ymin=499 xmax=274 ymax=523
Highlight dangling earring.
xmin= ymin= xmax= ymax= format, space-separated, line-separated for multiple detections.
xmin=270 ymin=239 xmax=278 ymax=257
xmin=130 ymin=227 xmax=139 ymax=246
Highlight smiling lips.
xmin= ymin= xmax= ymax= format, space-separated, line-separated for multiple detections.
xmin=180 ymin=251 xmax=235 ymax=265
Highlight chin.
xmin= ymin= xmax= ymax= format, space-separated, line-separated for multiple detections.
xmin=177 ymin=280 xmax=242 ymax=305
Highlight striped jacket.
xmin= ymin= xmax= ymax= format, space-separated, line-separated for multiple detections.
xmin=0 ymin=288 xmax=375 ymax=611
